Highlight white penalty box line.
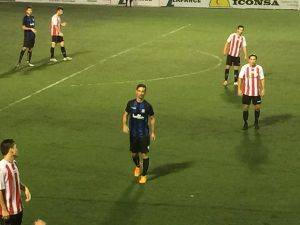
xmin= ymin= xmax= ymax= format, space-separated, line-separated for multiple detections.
xmin=0 ymin=24 xmax=192 ymax=113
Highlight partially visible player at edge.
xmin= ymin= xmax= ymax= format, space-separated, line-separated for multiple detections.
xmin=50 ymin=7 xmax=72 ymax=62
xmin=0 ymin=139 xmax=31 ymax=225
xmin=223 ymin=25 xmax=247 ymax=86
xmin=238 ymin=54 xmax=265 ymax=130
xmin=17 ymin=6 xmax=37 ymax=67
xmin=122 ymin=84 xmax=155 ymax=184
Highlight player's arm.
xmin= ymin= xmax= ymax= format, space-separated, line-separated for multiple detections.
xmin=20 ymin=182 xmax=31 ymax=202
xmin=243 ymin=47 xmax=247 ymax=60
xmin=237 ymin=67 xmax=244 ymax=96
xmin=122 ymin=111 xmax=129 ymax=134
xmin=223 ymin=42 xmax=229 ymax=56
xmin=260 ymin=79 xmax=265 ymax=97
xmin=149 ymin=115 xmax=155 ymax=141
xmin=0 ymin=189 xmax=9 ymax=219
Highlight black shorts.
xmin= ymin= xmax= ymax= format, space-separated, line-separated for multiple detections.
xmin=52 ymin=36 xmax=64 ymax=43
xmin=226 ymin=55 xmax=240 ymax=66
xmin=23 ymin=37 xmax=35 ymax=48
xmin=0 ymin=211 xmax=23 ymax=225
xmin=130 ymin=136 xmax=150 ymax=153
xmin=242 ymin=94 xmax=262 ymax=105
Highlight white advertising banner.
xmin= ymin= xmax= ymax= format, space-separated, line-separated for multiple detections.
xmin=15 ymin=0 xmax=299 ymax=8
xmin=16 ymin=0 xmax=111 ymax=5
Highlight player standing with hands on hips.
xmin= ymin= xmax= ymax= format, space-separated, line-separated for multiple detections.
xmin=122 ymin=84 xmax=155 ymax=184
xmin=50 ymin=7 xmax=72 ymax=62
xmin=0 ymin=139 xmax=31 ymax=225
xmin=238 ymin=54 xmax=265 ymax=130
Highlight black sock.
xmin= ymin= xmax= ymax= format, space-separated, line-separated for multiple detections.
xmin=130 ymin=0 xmax=132 ymax=6
xmin=224 ymin=69 xmax=229 ymax=81
xmin=132 ymin=155 xmax=140 ymax=167
xmin=142 ymin=158 xmax=149 ymax=176
xmin=255 ymin=110 xmax=260 ymax=124
xmin=50 ymin=47 xmax=55 ymax=58
xmin=243 ymin=111 xmax=249 ymax=123
xmin=61 ymin=47 xmax=67 ymax=58
xmin=27 ymin=51 xmax=32 ymax=63
xmin=18 ymin=50 xmax=26 ymax=63
xmin=234 ymin=70 xmax=239 ymax=82
xmin=125 ymin=0 xmax=128 ymax=5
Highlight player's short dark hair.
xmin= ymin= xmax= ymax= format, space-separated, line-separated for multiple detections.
xmin=26 ymin=6 xmax=32 ymax=10
xmin=136 ymin=84 xmax=147 ymax=91
xmin=249 ymin=54 xmax=257 ymax=59
xmin=1 ymin=139 xmax=15 ymax=156
xmin=237 ymin=25 xmax=244 ymax=29
xmin=57 ymin=6 xmax=64 ymax=11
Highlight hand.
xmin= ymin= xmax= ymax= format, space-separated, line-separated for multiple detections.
xmin=31 ymin=28 xmax=37 ymax=33
xmin=35 ymin=219 xmax=47 ymax=225
xmin=61 ymin=22 xmax=67 ymax=27
xmin=24 ymin=186 xmax=31 ymax=202
xmin=58 ymin=32 xmax=63 ymax=37
xmin=2 ymin=209 xmax=10 ymax=220
xmin=151 ymin=133 xmax=155 ymax=141
xmin=238 ymin=89 xmax=243 ymax=96
xmin=261 ymin=89 xmax=265 ymax=97
xmin=223 ymin=51 xmax=227 ymax=56
xmin=244 ymin=56 xmax=247 ymax=60
xmin=122 ymin=125 xmax=129 ymax=134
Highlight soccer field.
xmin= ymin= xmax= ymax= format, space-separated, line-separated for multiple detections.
xmin=0 ymin=3 xmax=300 ymax=225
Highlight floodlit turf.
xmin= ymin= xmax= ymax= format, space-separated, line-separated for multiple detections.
xmin=0 ymin=3 xmax=300 ymax=225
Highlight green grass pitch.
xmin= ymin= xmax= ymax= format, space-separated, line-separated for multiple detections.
xmin=0 ymin=3 xmax=300 ymax=225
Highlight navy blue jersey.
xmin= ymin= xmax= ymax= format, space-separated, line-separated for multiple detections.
xmin=125 ymin=99 xmax=154 ymax=137
xmin=23 ymin=15 xmax=35 ymax=39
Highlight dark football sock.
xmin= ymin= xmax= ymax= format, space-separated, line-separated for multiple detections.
xmin=234 ymin=70 xmax=239 ymax=82
xmin=18 ymin=49 xmax=26 ymax=63
xmin=243 ymin=111 xmax=249 ymax=123
xmin=142 ymin=158 xmax=149 ymax=176
xmin=50 ymin=47 xmax=55 ymax=58
xmin=61 ymin=47 xmax=67 ymax=57
xmin=225 ymin=69 xmax=229 ymax=81
xmin=27 ymin=51 xmax=32 ymax=63
xmin=255 ymin=110 xmax=260 ymax=123
xmin=132 ymin=155 xmax=140 ymax=167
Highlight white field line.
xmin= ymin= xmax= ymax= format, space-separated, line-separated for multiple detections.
xmin=0 ymin=24 xmax=191 ymax=112
xmin=67 ymin=50 xmax=222 ymax=88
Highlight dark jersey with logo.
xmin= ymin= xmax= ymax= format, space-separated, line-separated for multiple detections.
xmin=125 ymin=99 xmax=154 ymax=138
xmin=23 ymin=15 xmax=35 ymax=40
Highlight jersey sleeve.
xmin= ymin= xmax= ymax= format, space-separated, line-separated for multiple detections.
xmin=259 ymin=66 xmax=265 ymax=80
xmin=239 ymin=65 xmax=246 ymax=79
xmin=242 ymin=37 xmax=247 ymax=47
xmin=51 ymin=16 xmax=58 ymax=26
xmin=125 ymin=101 xmax=130 ymax=113
xmin=22 ymin=16 xmax=27 ymax=26
xmin=148 ymin=104 xmax=154 ymax=116
xmin=0 ymin=168 xmax=6 ymax=190
xmin=226 ymin=33 xmax=233 ymax=43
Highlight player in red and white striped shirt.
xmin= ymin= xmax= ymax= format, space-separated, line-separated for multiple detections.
xmin=50 ymin=7 xmax=72 ymax=62
xmin=223 ymin=25 xmax=247 ymax=86
xmin=0 ymin=139 xmax=31 ymax=225
xmin=238 ymin=54 xmax=265 ymax=130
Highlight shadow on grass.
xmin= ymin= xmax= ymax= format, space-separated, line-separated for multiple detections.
xmin=259 ymin=113 xmax=294 ymax=127
xmin=100 ymin=180 xmax=145 ymax=225
xmin=148 ymin=161 xmax=194 ymax=181
xmin=222 ymin=85 xmax=240 ymax=106
xmin=236 ymin=131 xmax=268 ymax=172
xmin=0 ymin=50 xmax=92 ymax=78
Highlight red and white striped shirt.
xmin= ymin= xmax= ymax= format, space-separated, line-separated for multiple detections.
xmin=0 ymin=159 xmax=22 ymax=215
xmin=51 ymin=14 xmax=61 ymax=36
xmin=239 ymin=64 xmax=264 ymax=97
xmin=227 ymin=33 xmax=246 ymax=57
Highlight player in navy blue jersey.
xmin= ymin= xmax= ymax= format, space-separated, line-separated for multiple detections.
xmin=122 ymin=84 xmax=155 ymax=184
xmin=17 ymin=6 xmax=37 ymax=67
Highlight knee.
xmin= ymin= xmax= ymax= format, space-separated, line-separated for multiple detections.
xmin=141 ymin=153 xmax=149 ymax=159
